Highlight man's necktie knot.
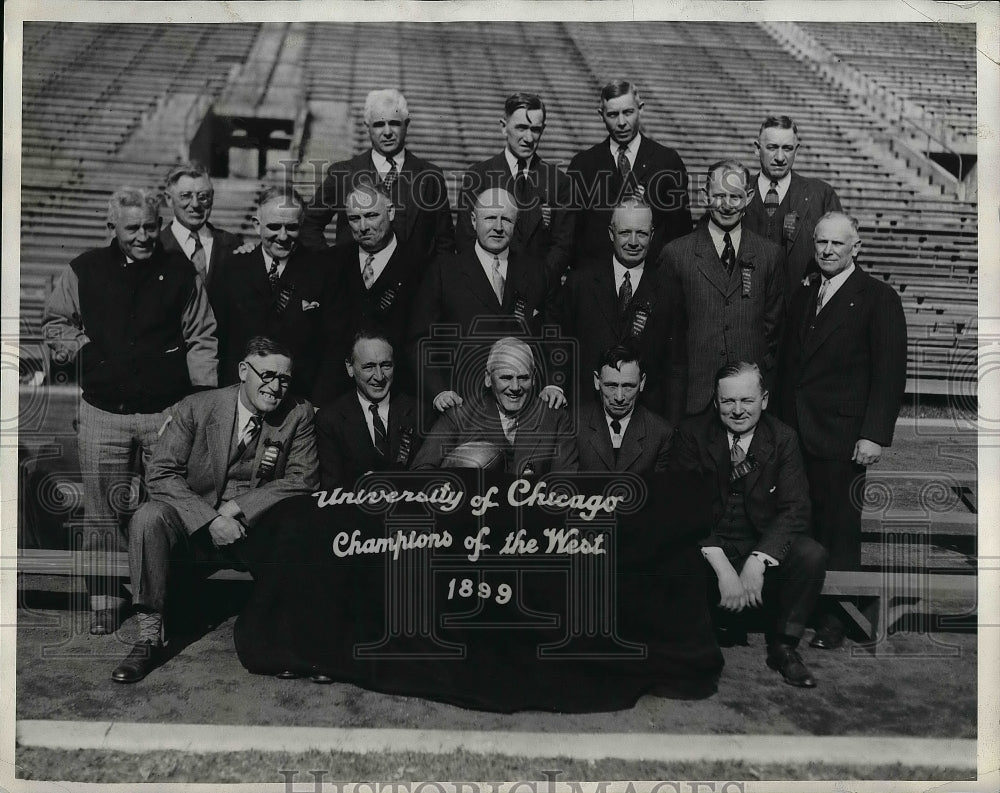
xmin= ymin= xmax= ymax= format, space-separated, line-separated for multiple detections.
xmin=362 ymin=253 xmax=376 ymax=290
xmin=815 ymin=278 xmax=830 ymax=315
xmin=730 ymin=432 xmax=746 ymax=466
xmin=765 ymin=179 xmax=780 ymax=218
xmin=267 ymin=259 xmax=280 ymax=292
xmin=382 ymin=158 xmax=398 ymax=192
xmin=491 ymin=256 xmax=505 ymax=303
xmin=189 ymin=231 xmax=207 ymax=277
xmin=618 ymin=270 xmax=633 ymax=317
xmin=722 ymin=232 xmax=736 ymax=276
xmin=610 ymin=419 xmax=622 ymax=435
xmin=369 ymin=403 xmax=389 ymax=457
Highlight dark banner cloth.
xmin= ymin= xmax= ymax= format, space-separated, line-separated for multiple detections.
xmin=234 ymin=470 xmax=724 ymax=712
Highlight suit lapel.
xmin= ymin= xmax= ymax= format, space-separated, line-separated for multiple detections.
xmin=743 ymin=419 xmax=772 ymax=497
xmin=208 ymin=387 xmax=239 ymax=498
xmin=516 ymin=156 xmax=545 ymax=241
xmin=461 ymin=252 xmax=504 ymax=312
xmin=207 ymin=225 xmax=230 ymax=281
xmin=708 ymin=420 xmax=731 ymax=507
xmin=616 ymin=408 xmax=646 ymax=472
xmin=694 ymin=225 xmax=738 ymax=297
xmin=398 ymin=156 xmax=421 ymax=241
xmin=586 ymin=405 xmax=616 ymax=470
xmin=783 ymin=173 xmax=804 ymax=244
xmin=387 ymin=397 xmax=414 ymax=463
xmin=803 ymin=269 xmax=865 ymax=361
xmin=592 ymin=265 xmax=618 ymax=330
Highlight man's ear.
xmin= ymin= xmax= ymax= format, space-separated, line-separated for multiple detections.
xmin=752 ymin=139 xmax=762 ymax=157
xmin=761 ymin=390 xmax=770 ymax=411
xmin=387 ymin=203 xmax=396 ymax=223
xmin=607 ymin=224 xmax=615 ymax=244
xmin=344 ymin=360 xmax=354 ymax=379
xmin=237 ymin=360 xmax=249 ymax=383
xmin=639 ymin=373 xmax=647 ymax=393
xmin=593 ymin=372 xmax=601 ymax=392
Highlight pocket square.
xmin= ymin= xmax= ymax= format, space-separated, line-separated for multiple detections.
xmin=769 ymin=486 xmax=777 ymax=493
xmin=532 ymin=309 xmax=540 ymax=317
xmin=301 ymin=300 xmax=320 ymax=311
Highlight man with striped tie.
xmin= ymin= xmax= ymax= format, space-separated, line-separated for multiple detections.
xmin=111 ymin=336 xmax=319 ymax=683
xmin=159 ymin=162 xmax=242 ymax=288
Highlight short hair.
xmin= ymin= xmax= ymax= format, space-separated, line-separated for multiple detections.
xmin=609 ymin=195 xmax=654 ymax=228
xmin=107 ymin=187 xmax=162 ymax=226
xmin=486 ymin=337 xmax=535 ymax=373
xmin=347 ymin=328 xmax=394 ymax=363
xmin=504 ymin=91 xmax=546 ymax=123
xmin=473 ymin=187 xmax=517 ymax=212
xmin=714 ymin=361 xmax=765 ymax=397
xmin=600 ymin=79 xmax=641 ymax=107
xmin=815 ymin=210 xmax=861 ymax=237
xmin=759 ymin=115 xmax=798 ymax=137
xmin=706 ymin=159 xmax=752 ymax=192
xmin=345 ymin=181 xmax=391 ymax=209
xmin=257 ymin=185 xmax=304 ymax=213
xmin=165 ymin=162 xmax=210 ymax=188
xmin=595 ymin=344 xmax=644 ymax=376
xmin=364 ymin=89 xmax=409 ymax=124
xmin=244 ymin=335 xmax=293 ymax=362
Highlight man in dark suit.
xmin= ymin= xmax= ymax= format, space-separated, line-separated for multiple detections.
xmin=552 ymin=196 xmax=686 ymax=422
xmin=743 ymin=116 xmax=843 ymax=295
xmin=668 ymin=362 xmax=827 ymax=688
xmin=316 ymin=330 xmax=420 ymax=489
xmin=412 ymin=337 xmax=578 ymax=475
xmin=42 ymin=186 xmax=218 ymax=635
xmin=659 ymin=160 xmax=785 ymax=416
xmin=776 ymin=212 xmax=907 ymax=649
xmin=456 ymin=92 xmax=573 ymax=280
xmin=160 ymin=161 xmax=243 ymax=288
xmin=111 ymin=336 xmax=319 ymax=683
xmin=300 ymin=88 xmax=454 ymax=264
xmin=578 ymin=345 xmax=672 ymax=474
xmin=568 ymin=79 xmax=691 ymax=266
xmin=210 ymin=186 xmax=347 ymax=406
xmin=408 ymin=187 xmax=564 ymax=414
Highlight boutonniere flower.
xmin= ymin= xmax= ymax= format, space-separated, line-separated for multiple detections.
xmin=738 ymin=259 xmax=755 ymax=298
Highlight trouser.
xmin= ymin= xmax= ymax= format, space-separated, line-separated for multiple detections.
xmin=707 ymin=535 xmax=828 ymax=643
xmin=128 ymin=501 xmax=273 ymax=623
xmin=77 ymin=399 xmax=166 ymax=606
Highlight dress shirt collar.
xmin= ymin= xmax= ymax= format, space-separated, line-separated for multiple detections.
xmin=728 ymin=427 xmax=755 ymax=455
xmin=605 ymin=410 xmax=633 ymax=448
xmin=236 ymin=390 xmax=259 ymax=439
xmin=371 ymin=149 xmax=406 ymax=174
xmin=172 ymin=218 xmax=211 ymax=246
xmin=609 ymin=132 xmax=642 ymax=166
xmin=261 ymin=248 xmax=288 ymax=278
xmin=820 ymin=263 xmax=856 ymax=298
xmin=612 ymin=257 xmax=644 ymax=291
xmin=474 ymin=241 xmax=509 ymax=271
xmin=707 ymin=219 xmax=743 ymax=259
xmin=757 ymin=171 xmax=792 ymax=204
xmin=357 ymin=389 xmax=390 ymax=415
xmin=359 ymin=234 xmax=398 ymax=276
xmin=504 ymin=147 xmax=535 ymax=177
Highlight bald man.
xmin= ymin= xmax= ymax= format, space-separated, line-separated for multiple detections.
xmin=407 ymin=188 xmax=562 ymax=412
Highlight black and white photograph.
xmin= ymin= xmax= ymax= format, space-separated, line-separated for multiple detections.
xmin=2 ymin=0 xmax=997 ymax=790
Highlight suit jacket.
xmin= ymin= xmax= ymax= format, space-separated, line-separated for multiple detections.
xmin=667 ymin=410 xmax=809 ymax=562
xmin=550 ymin=256 xmax=686 ymax=423
xmin=407 ymin=249 xmax=559 ymax=401
xmin=315 ymin=391 xmax=421 ymax=489
xmin=743 ymin=171 xmax=842 ymax=295
xmin=659 ymin=223 xmax=785 ymax=415
xmin=577 ymin=403 xmax=673 ymax=474
xmin=568 ymin=135 xmax=692 ymax=265
xmin=456 ymin=152 xmax=574 ymax=279
xmin=145 ymin=384 xmax=319 ymax=534
xmin=300 ymin=149 xmax=455 ymax=264
xmin=411 ymin=391 xmax=579 ymax=474
xmin=209 ymin=247 xmax=348 ymax=405
xmin=159 ymin=222 xmax=243 ymax=289
xmin=776 ymin=267 xmax=907 ymax=460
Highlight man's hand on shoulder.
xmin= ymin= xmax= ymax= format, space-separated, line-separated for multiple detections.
xmin=852 ymin=438 xmax=882 ymax=466
xmin=538 ymin=385 xmax=566 ymax=409
xmin=209 ymin=514 xmax=245 ymax=546
xmin=433 ymin=391 xmax=464 ymax=412
xmin=232 ymin=241 xmax=259 ymax=256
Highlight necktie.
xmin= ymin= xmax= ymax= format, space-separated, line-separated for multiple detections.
xmin=618 ymin=270 xmax=633 ymax=317
xmin=514 ymin=162 xmax=530 ymax=204
xmin=491 ymin=256 xmax=505 ymax=303
xmin=721 ymin=232 xmax=736 ymax=276
xmin=267 ymin=258 xmax=280 ymax=292
xmin=382 ymin=157 xmax=398 ymax=192
xmin=730 ymin=432 xmax=746 ymax=467
xmin=236 ymin=414 xmax=262 ymax=458
xmin=815 ymin=279 xmax=830 ymax=315
xmin=362 ymin=253 xmax=376 ymax=289
xmin=617 ymin=145 xmax=633 ymax=194
xmin=503 ymin=414 xmax=518 ymax=444
xmin=369 ymin=403 xmax=389 ymax=457
xmin=189 ymin=232 xmax=207 ymax=278
xmin=610 ymin=419 xmax=622 ymax=449
xmin=765 ymin=180 xmax=780 ymax=217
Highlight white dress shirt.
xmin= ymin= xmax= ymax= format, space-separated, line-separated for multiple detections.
xmin=261 ymin=249 xmax=287 ymax=280
xmin=504 ymin=147 xmax=536 ymax=177
xmin=474 ymin=242 xmax=509 ymax=287
xmin=605 ymin=410 xmax=633 ymax=450
xmin=608 ymin=133 xmax=642 ymax=169
xmin=359 ymin=235 xmax=398 ymax=286
xmin=757 ymin=172 xmax=792 ymax=205
xmin=817 ymin=263 xmax=855 ymax=309
xmin=357 ymin=391 xmax=390 ymax=447
xmin=371 ymin=149 xmax=406 ymax=177
xmin=707 ymin=220 xmax=743 ymax=260
xmin=171 ymin=218 xmax=214 ymax=274
xmin=612 ymin=257 xmax=644 ymax=294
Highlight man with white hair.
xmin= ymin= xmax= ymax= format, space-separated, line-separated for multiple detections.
xmin=301 ymin=88 xmax=454 ymax=266
xmin=411 ymin=337 xmax=578 ymax=474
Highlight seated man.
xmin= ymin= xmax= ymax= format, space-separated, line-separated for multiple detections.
xmin=578 ymin=345 xmax=673 ymax=474
xmin=411 ymin=337 xmax=578 ymax=475
xmin=315 ymin=329 xmax=420 ymax=489
xmin=667 ymin=361 xmax=826 ymax=688
xmin=112 ymin=336 xmax=319 ymax=683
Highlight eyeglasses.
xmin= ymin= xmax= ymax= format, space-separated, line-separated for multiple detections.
xmin=177 ymin=191 xmax=214 ymax=205
xmin=244 ymin=360 xmax=292 ymax=389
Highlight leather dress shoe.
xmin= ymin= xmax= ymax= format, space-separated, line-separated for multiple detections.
xmin=90 ymin=608 xmax=121 ymax=636
xmin=810 ymin=626 xmax=845 ymax=650
xmin=766 ymin=644 xmax=816 ymax=688
xmin=111 ymin=640 xmax=163 ymax=683
xmin=310 ymin=673 xmax=334 ymax=684
xmin=275 ymin=670 xmax=300 ymax=680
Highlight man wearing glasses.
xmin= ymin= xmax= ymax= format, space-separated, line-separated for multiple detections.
xmin=160 ymin=162 xmax=242 ymax=287
xmin=210 ymin=186 xmax=349 ymax=404
xmin=111 ymin=336 xmax=319 ymax=683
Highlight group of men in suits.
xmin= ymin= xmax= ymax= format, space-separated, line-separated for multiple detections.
xmin=41 ymin=77 xmax=910 ymax=691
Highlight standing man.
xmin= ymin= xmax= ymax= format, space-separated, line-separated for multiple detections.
xmin=776 ymin=212 xmax=907 ymax=649
xmin=668 ymin=362 xmax=827 ymax=688
xmin=210 ymin=186 xmax=348 ymax=405
xmin=552 ymin=197 xmax=686 ymax=422
xmin=411 ymin=337 xmax=578 ymax=475
xmin=408 ymin=188 xmax=563 ymax=413
xmin=457 ymin=92 xmax=574 ymax=280
xmin=42 ymin=187 xmax=218 ymax=634
xmin=301 ymin=88 xmax=454 ymax=264
xmin=111 ymin=336 xmax=319 ymax=683
xmin=160 ymin=162 xmax=243 ymax=288
xmin=578 ymin=346 xmax=673 ymax=474
xmin=316 ymin=330 xmax=420 ymax=489
xmin=659 ymin=160 xmax=785 ymax=416
xmin=743 ymin=116 xmax=843 ymax=295
xmin=569 ymin=80 xmax=691 ymax=266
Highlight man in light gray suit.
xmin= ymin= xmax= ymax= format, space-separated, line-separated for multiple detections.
xmin=111 ymin=336 xmax=318 ymax=683
xmin=659 ymin=160 xmax=785 ymax=415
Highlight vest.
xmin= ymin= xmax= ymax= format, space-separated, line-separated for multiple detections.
xmin=72 ymin=242 xmax=200 ymax=413
xmin=716 ymin=476 xmax=755 ymax=544
xmin=219 ymin=425 xmax=261 ymax=504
